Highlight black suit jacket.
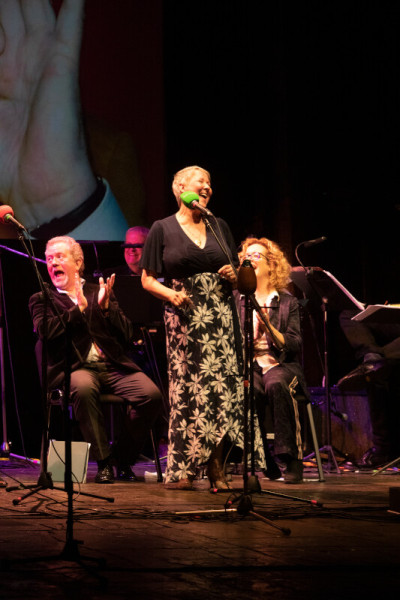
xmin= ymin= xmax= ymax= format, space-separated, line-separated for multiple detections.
xmin=29 ymin=282 xmax=141 ymax=389
xmin=234 ymin=290 xmax=310 ymax=398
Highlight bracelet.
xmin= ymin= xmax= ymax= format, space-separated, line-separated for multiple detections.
xmin=29 ymin=178 xmax=106 ymax=239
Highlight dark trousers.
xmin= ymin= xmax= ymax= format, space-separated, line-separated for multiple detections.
xmin=70 ymin=362 xmax=162 ymax=462
xmin=253 ymin=364 xmax=303 ymax=461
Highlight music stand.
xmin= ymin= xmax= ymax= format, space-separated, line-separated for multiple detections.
xmin=352 ymin=304 xmax=400 ymax=325
xmin=290 ymin=266 xmax=365 ymax=473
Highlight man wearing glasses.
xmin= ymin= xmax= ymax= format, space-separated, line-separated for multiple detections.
xmin=109 ymin=227 xmax=150 ymax=277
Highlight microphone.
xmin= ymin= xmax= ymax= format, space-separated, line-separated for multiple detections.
xmin=0 ymin=205 xmax=26 ymax=231
xmin=180 ymin=191 xmax=213 ymax=216
xmin=302 ymin=236 xmax=327 ymax=248
xmin=237 ymin=259 xmax=257 ymax=295
xmin=332 ymin=408 xmax=348 ymax=422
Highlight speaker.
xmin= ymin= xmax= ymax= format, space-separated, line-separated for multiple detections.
xmin=309 ymin=387 xmax=372 ymax=462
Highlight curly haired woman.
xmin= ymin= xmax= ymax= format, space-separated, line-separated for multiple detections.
xmin=237 ymin=237 xmax=309 ymax=483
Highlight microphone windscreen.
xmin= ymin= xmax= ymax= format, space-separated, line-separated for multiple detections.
xmin=180 ymin=191 xmax=199 ymax=208
xmin=237 ymin=259 xmax=257 ymax=294
xmin=0 ymin=204 xmax=14 ymax=224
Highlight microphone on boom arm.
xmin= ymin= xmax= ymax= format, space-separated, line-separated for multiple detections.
xmin=0 ymin=205 xmax=26 ymax=231
xmin=180 ymin=191 xmax=213 ymax=216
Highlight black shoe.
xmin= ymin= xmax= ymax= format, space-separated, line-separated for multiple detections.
xmin=337 ymin=360 xmax=390 ymax=392
xmin=263 ymin=459 xmax=282 ymax=481
xmin=357 ymin=447 xmax=392 ymax=469
xmin=95 ymin=464 xmax=115 ymax=484
xmin=116 ymin=465 xmax=138 ymax=482
xmin=283 ymin=458 xmax=303 ymax=484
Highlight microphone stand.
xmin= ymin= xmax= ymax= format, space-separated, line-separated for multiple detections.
xmin=228 ymin=280 xmax=291 ymax=535
xmin=294 ymin=242 xmax=340 ymax=474
xmin=0 ymin=245 xmax=46 ymax=465
xmin=5 ymin=230 xmax=112 ymax=569
xmin=228 ymin=263 xmax=322 ymax=524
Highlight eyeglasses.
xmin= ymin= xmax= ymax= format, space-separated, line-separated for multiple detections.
xmin=122 ymin=243 xmax=144 ymax=249
xmin=243 ymin=252 xmax=268 ymax=261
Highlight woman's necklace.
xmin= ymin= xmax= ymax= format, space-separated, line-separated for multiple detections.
xmin=176 ymin=214 xmax=206 ymax=247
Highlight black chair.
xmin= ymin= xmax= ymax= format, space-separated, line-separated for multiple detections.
xmin=46 ymin=388 xmax=163 ymax=482
xmin=34 ymin=329 xmax=164 ymax=482
xmin=296 ymin=392 xmax=324 ymax=482
xmin=262 ymin=390 xmax=324 ymax=482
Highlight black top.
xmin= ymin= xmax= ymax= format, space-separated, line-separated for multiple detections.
xmin=103 ymin=264 xmax=135 ymax=277
xmin=140 ymin=214 xmax=239 ymax=279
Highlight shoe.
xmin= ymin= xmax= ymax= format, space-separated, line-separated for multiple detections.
xmin=208 ymin=478 xmax=230 ymax=491
xmin=337 ymin=359 xmax=391 ymax=392
xmin=283 ymin=458 xmax=303 ymax=484
xmin=357 ymin=447 xmax=393 ymax=469
xmin=207 ymin=456 xmax=230 ymax=490
xmin=164 ymin=477 xmax=194 ymax=490
xmin=94 ymin=464 xmax=115 ymax=484
xmin=116 ymin=465 xmax=138 ymax=481
xmin=263 ymin=458 xmax=282 ymax=481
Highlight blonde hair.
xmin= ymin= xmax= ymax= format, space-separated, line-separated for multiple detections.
xmin=172 ymin=165 xmax=211 ymax=204
xmin=46 ymin=236 xmax=85 ymax=276
xmin=239 ymin=237 xmax=291 ymax=291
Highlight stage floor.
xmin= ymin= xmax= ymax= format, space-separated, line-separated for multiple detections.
xmin=0 ymin=455 xmax=400 ymax=600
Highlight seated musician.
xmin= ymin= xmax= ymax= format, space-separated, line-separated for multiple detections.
xmin=29 ymin=236 xmax=162 ymax=484
xmin=236 ymin=237 xmax=309 ymax=484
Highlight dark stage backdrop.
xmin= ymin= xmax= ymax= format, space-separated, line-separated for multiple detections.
xmin=163 ymin=1 xmax=400 ymax=306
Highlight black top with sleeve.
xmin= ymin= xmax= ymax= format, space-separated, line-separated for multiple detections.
xmin=140 ymin=214 xmax=239 ymax=279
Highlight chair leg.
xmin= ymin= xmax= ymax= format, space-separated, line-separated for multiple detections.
xmin=306 ymin=403 xmax=325 ymax=482
xmin=109 ymin=404 xmax=115 ymax=446
xmin=150 ymin=428 xmax=163 ymax=482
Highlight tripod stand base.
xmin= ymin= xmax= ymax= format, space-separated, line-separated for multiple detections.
xmin=235 ymin=493 xmax=291 ymax=535
xmin=175 ymin=499 xmax=291 ymax=535
xmin=59 ymin=537 xmax=107 ymax=570
xmin=9 ymin=470 xmax=115 ymax=505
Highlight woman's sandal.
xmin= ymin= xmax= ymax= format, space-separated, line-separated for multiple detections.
xmin=164 ymin=477 xmax=194 ymax=490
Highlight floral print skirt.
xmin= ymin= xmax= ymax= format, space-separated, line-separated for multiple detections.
xmin=163 ymin=272 xmax=265 ymax=483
